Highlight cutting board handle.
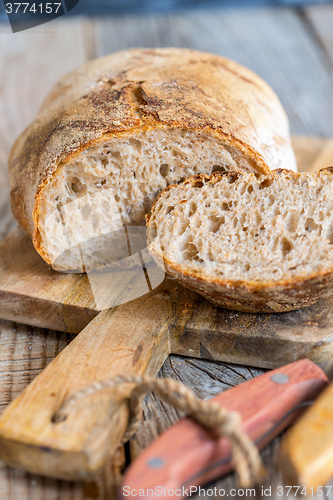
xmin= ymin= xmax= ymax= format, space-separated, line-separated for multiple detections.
xmin=0 ymin=279 xmax=180 ymax=481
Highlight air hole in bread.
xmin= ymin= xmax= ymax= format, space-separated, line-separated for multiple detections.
xmin=188 ymin=201 xmax=197 ymax=216
xmin=172 ymin=148 xmax=183 ymax=158
xmin=102 ymin=200 xmax=109 ymax=213
xmin=160 ymin=164 xmax=169 ymax=177
xmin=247 ymin=185 xmax=254 ymax=194
xmin=90 ymin=213 xmax=101 ymax=230
xmin=327 ymin=224 xmax=333 ymax=245
xmin=305 ymin=217 xmax=318 ymax=232
xmin=177 ymin=221 xmax=189 ymax=236
xmin=70 ymin=177 xmax=87 ymax=195
xmin=286 ymin=212 xmax=298 ymax=233
xmin=210 ymin=215 xmax=225 ymax=233
xmin=183 ymin=243 xmax=203 ymax=262
xmin=143 ymin=196 xmax=152 ymax=212
xmin=211 ymin=165 xmax=226 ymax=174
xmin=92 ymin=250 xmax=104 ymax=259
xmin=192 ymin=180 xmax=204 ymax=188
xmin=260 ymin=178 xmax=272 ymax=189
xmin=281 ymin=237 xmax=292 ymax=257
xmin=129 ymin=139 xmax=142 ymax=152
xmin=268 ymin=194 xmax=275 ymax=206
xmin=228 ymin=173 xmax=240 ymax=183
xmin=81 ymin=204 xmax=92 ymax=221
xmin=238 ymin=183 xmax=246 ymax=196
xmin=166 ymin=206 xmax=174 ymax=215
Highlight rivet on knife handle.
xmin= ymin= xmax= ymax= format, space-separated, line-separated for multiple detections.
xmin=121 ymin=360 xmax=328 ymax=499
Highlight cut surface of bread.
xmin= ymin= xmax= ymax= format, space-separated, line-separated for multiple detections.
xmin=146 ymin=168 xmax=333 ymax=313
xmin=38 ymin=128 xmax=264 ymax=270
xmin=8 ymin=48 xmax=297 ymax=271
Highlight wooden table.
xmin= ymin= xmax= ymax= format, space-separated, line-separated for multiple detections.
xmin=1 ymin=4 xmax=333 ymax=499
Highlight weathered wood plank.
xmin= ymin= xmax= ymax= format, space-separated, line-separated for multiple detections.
xmin=0 ymin=322 xmax=83 ymax=500
xmin=95 ymin=7 xmax=333 ymax=137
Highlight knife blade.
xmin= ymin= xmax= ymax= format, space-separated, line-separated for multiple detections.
xmin=120 ymin=359 xmax=328 ymax=499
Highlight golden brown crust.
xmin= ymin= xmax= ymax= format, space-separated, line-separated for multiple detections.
xmin=161 ymin=257 xmax=333 ymax=313
xmin=8 ymin=48 xmax=296 ymax=262
xmin=146 ymin=167 xmax=333 ymax=313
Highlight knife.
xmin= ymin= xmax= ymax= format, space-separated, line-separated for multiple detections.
xmin=280 ymin=357 xmax=333 ymax=489
xmin=119 ymin=359 xmax=328 ymax=499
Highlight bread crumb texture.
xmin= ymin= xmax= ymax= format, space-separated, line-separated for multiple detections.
xmin=146 ymin=168 xmax=333 ymax=312
xmin=39 ymin=128 xmax=262 ymax=270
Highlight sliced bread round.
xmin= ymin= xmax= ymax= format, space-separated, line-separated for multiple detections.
xmin=146 ymin=168 xmax=333 ymax=313
xmin=8 ymin=47 xmax=296 ymax=272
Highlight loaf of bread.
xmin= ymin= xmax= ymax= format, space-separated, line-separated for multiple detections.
xmin=8 ymin=48 xmax=297 ymax=271
xmin=146 ymin=168 xmax=333 ymax=313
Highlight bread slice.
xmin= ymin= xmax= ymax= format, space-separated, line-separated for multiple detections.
xmin=8 ymin=47 xmax=296 ymax=272
xmin=146 ymin=168 xmax=333 ymax=313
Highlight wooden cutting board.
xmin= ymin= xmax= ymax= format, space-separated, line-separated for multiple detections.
xmin=0 ymin=136 xmax=333 ymax=481
xmin=2 ymin=225 xmax=333 ymax=369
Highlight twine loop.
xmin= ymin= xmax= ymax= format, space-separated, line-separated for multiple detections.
xmin=53 ymin=374 xmax=265 ymax=488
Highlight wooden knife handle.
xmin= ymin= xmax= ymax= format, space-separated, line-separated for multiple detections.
xmin=0 ymin=279 xmax=180 ymax=481
xmin=121 ymin=359 xmax=328 ymax=498
xmin=280 ymin=379 xmax=333 ymax=489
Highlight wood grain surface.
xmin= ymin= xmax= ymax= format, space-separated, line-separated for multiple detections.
xmin=0 ymin=298 xmax=170 ymax=480
xmin=5 ymin=216 xmax=333 ymax=371
xmin=0 ymin=5 xmax=333 ymax=499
